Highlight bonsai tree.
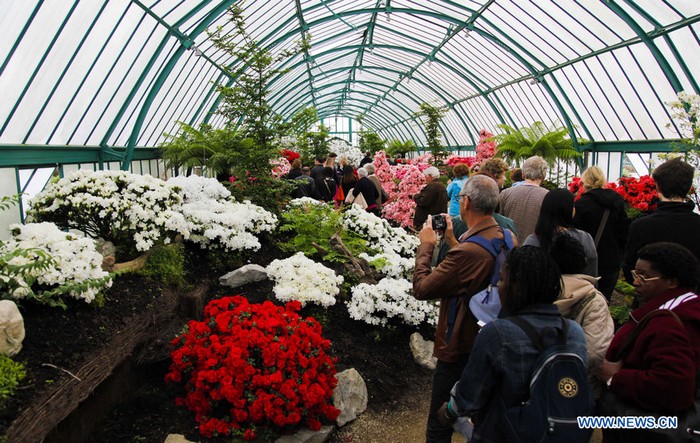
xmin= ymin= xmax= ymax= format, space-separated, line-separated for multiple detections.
xmin=492 ymin=121 xmax=582 ymax=166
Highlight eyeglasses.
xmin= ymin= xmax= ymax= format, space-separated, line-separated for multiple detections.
xmin=459 ymin=193 xmax=469 ymax=200
xmin=631 ymin=270 xmax=662 ymax=284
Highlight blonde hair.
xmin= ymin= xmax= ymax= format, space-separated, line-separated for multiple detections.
xmin=581 ymin=166 xmax=607 ymax=190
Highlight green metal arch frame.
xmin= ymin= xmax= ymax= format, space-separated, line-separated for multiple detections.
xmin=309 ymin=86 xmax=424 ymax=144
xmin=106 ymin=1 xmax=696 ymax=170
xmin=203 ymin=8 xmax=508 ymax=144
xmin=251 ymin=6 xmax=578 ymax=145
xmin=272 ymin=64 xmax=466 ymax=147
xmin=116 ymin=1 xmax=237 ymax=170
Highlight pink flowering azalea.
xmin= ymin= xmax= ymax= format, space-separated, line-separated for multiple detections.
xmin=270 ymin=157 xmax=291 ymax=178
xmin=475 ymin=129 xmax=497 ymax=164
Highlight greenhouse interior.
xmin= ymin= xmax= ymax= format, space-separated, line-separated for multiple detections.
xmin=1 ymin=0 xmax=699 ymax=442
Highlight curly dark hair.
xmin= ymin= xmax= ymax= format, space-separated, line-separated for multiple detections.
xmin=548 ymin=232 xmax=587 ymax=275
xmin=501 ymin=246 xmax=562 ymax=315
xmin=637 ymin=242 xmax=700 ymax=290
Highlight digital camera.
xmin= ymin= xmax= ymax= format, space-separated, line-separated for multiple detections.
xmin=432 ymin=214 xmax=447 ymax=231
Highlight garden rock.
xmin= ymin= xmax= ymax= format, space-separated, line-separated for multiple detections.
xmin=164 ymin=426 xmax=333 ymax=443
xmin=410 ymin=332 xmax=436 ymax=370
xmin=0 ymin=300 xmax=25 ymax=356
xmin=219 ymin=264 xmax=269 ymax=288
xmin=275 ymin=425 xmax=333 ymax=443
xmin=333 ymin=368 xmax=368 ymax=427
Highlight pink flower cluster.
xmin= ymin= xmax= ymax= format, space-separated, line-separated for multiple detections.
xmin=372 ymin=151 xmax=433 ymax=227
xmin=475 ymin=130 xmax=497 ymax=164
xmin=270 ymin=157 xmax=291 ymax=178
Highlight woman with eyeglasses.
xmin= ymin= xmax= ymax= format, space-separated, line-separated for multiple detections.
xmin=599 ymin=242 xmax=700 ymax=442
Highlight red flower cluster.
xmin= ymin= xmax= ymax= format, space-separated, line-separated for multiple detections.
xmin=610 ymin=175 xmax=658 ymax=213
xmin=568 ymin=176 xmax=585 ymax=200
xmin=567 ymin=175 xmax=658 ymax=213
xmin=165 ymin=296 xmax=340 ymax=440
xmin=281 ymin=149 xmax=300 ymax=164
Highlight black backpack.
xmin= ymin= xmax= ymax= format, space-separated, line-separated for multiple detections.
xmin=496 ymin=316 xmax=593 ymax=443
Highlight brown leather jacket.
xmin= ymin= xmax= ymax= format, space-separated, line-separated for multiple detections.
xmin=413 ymin=218 xmax=517 ymax=362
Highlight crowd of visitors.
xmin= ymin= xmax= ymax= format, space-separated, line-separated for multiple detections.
xmin=282 ymin=150 xmax=700 ymax=442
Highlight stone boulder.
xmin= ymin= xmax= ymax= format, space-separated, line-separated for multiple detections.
xmin=410 ymin=332 xmax=437 ymax=370
xmin=0 ymin=300 xmax=25 ymax=356
xmin=219 ymin=264 xmax=269 ymax=288
xmin=333 ymin=368 xmax=368 ymax=427
xmin=165 ymin=426 xmax=333 ymax=443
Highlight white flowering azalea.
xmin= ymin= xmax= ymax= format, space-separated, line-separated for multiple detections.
xmin=266 ymin=252 xmax=344 ymax=307
xmin=347 ymin=278 xmax=438 ymax=327
xmin=341 ymin=205 xmax=419 ymax=277
xmin=1 ymin=222 xmax=112 ymax=303
xmin=329 ymin=139 xmax=363 ymax=166
xmin=169 ymin=175 xmax=277 ymax=252
xmin=28 ymin=170 xmax=188 ymax=253
xmin=167 ymin=175 xmax=232 ymax=201
xmin=287 ymin=197 xmax=327 ymax=207
xmin=359 ymin=251 xmax=415 ymax=279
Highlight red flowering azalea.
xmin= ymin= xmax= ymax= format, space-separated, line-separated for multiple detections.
xmin=281 ymin=149 xmax=301 ymax=164
xmin=166 ymin=296 xmax=340 ymax=440
xmin=566 ymin=175 xmax=658 ymax=214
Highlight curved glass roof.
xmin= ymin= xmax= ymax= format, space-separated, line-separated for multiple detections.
xmin=1 ymin=1 xmax=698 ymax=168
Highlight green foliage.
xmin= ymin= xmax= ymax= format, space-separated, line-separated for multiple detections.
xmin=609 ymin=305 xmax=631 ymax=325
xmin=358 ymin=130 xmax=385 ymax=155
xmin=278 ymin=203 xmax=370 ymax=262
xmin=159 ymin=123 xmax=257 ymax=179
xmin=226 ymin=173 xmax=296 ymax=216
xmin=139 ymin=243 xmax=185 ymax=287
xmin=0 ymin=195 xmax=20 ymax=212
xmin=417 ymin=103 xmax=448 ymax=158
xmin=283 ymin=108 xmax=330 ymax=166
xmin=610 ymin=279 xmax=635 ymax=325
xmin=0 ymin=354 xmax=26 ymax=407
xmin=386 ymin=139 xmax=416 ymax=159
xmin=209 ymin=4 xmax=308 ymax=166
xmin=492 ymin=122 xmax=582 ymax=166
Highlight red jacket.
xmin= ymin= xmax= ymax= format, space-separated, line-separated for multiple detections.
xmin=606 ymin=287 xmax=700 ymax=412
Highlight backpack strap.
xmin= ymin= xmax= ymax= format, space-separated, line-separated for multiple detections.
xmin=507 ymin=316 xmax=568 ymax=352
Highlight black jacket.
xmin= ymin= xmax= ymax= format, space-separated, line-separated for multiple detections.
xmin=315 ymin=177 xmax=336 ymax=202
xmin=622 ymin=201 xmax=700 ymax=281
xmin=573 ymin=188 xmax=629 ymax=274
xmin=353 ymin=177 xmax=379 ymax=207
xmin=292 ymin=174 xmax=318 ymax=199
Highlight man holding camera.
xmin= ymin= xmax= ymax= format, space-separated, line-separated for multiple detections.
xmin=413 ymin=174 xmax=518 ymax=443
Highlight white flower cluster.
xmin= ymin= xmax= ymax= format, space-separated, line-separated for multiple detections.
xmin=287 ymin=197 xmax=327 ymax=207
xmin=29 ymin=170 xmax=189 ymax=252
xmin=667 ymin=91 xmax=700 ymax=139
xmin=347 ymin=278 xmax=438 ymax=326
xmin=169 ymin=175 xmax=277 ymax=252
xmin=329 ymin=139 xmax=363 ymax=166
xmin=266 ymin=252 xmax=344 ymax=307
xmin=0 ymin=222 xmax=112 ymax=303
xmin=342 ymin=205 xmax=419 ymax=277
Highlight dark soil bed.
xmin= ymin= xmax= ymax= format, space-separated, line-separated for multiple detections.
xmin=1 ymin=239 xmax=434 ymax=443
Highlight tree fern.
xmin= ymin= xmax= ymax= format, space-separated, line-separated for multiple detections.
xmin=493 ymin=122 xmax=582 ymax=166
